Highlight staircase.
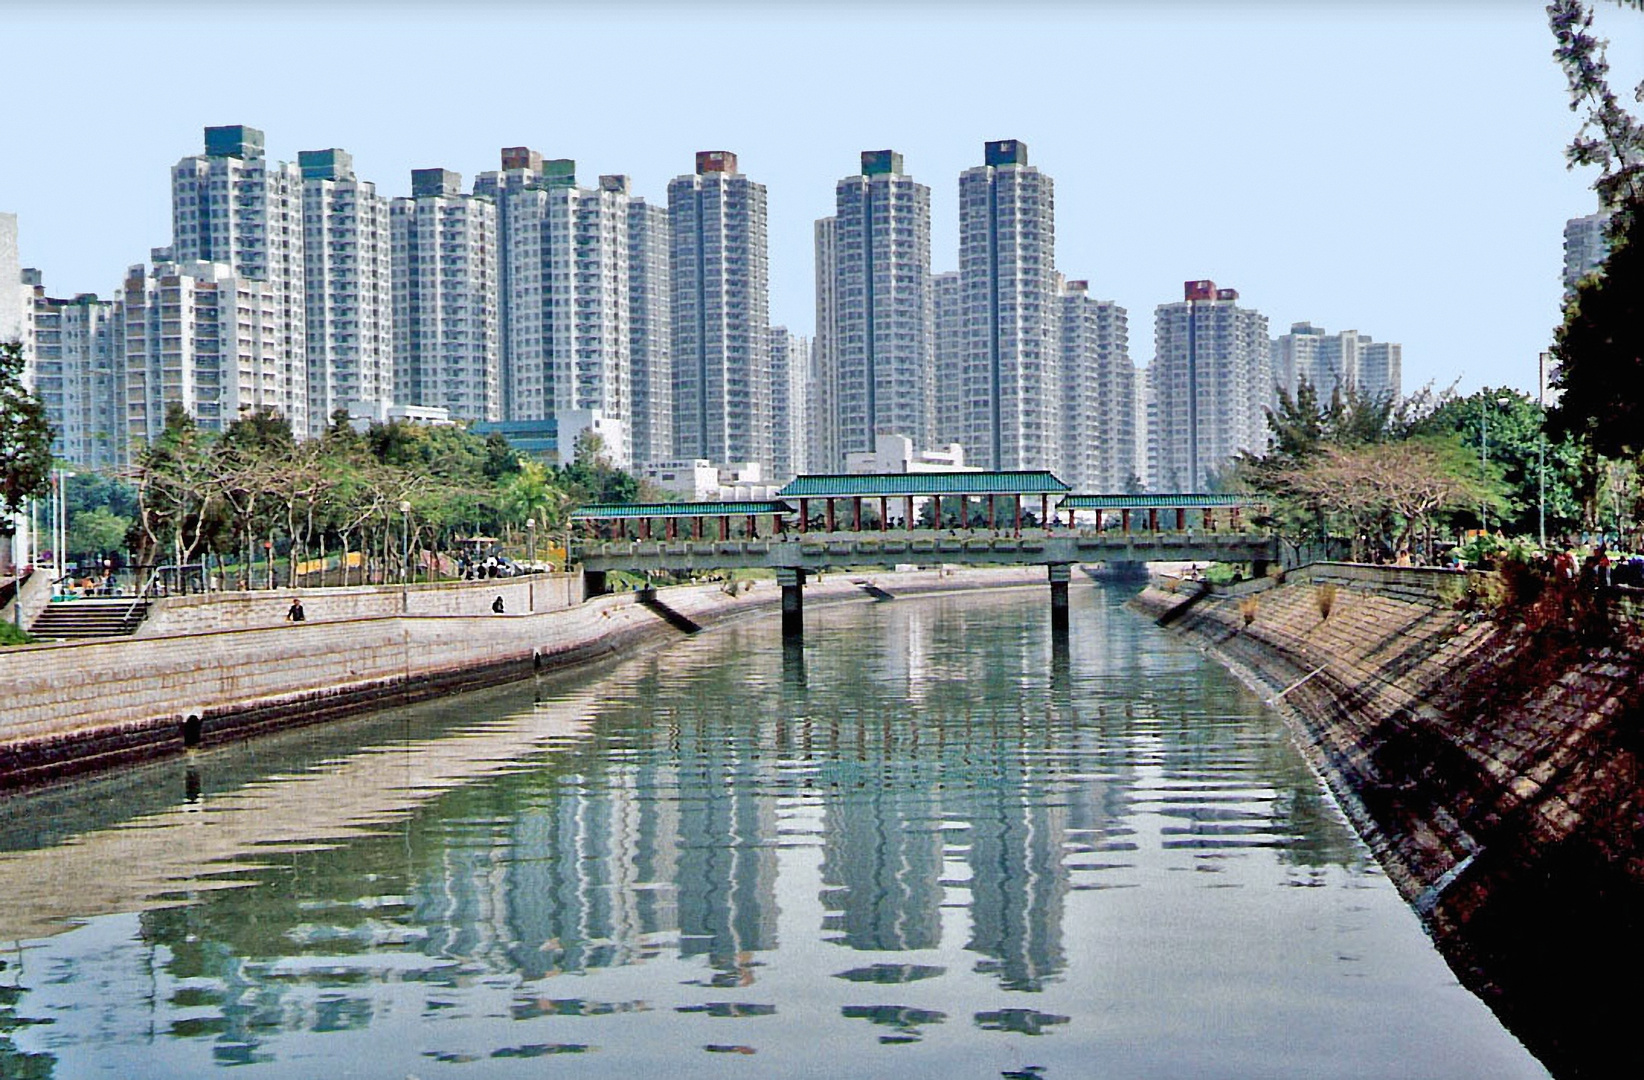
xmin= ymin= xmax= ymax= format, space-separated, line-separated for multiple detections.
xmin=30 ymin=598 xmax=151 ymax=640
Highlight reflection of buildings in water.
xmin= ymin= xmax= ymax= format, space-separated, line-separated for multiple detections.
xmin=962 ymin=778 xmax=1069 ymax=992
xmin=818 ymin=716 xmax=944 ymax=951
xmin=673 ymin=722 xmax=779 ymax=981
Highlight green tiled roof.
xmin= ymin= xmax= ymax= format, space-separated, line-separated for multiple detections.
xmin=777 ymin=471 xmax=1070 ymax=498
xmin=571 ymin=501 xmax=792 ymax=520
xmin=1060 ymin=493 xmax=1261 ymax=509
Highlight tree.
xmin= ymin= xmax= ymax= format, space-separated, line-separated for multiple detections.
xmin=1416 ymin=388 xmax=1584 ymax=536
xmin=1548 ymin=0 xmax=1644 ymax=226
xmin=67 ymin=507 xmax=130 ymax=563
xmin=0 ymin=340 xmax=53 ymax=533
xmin=1548 ymin=208 xmax=1644 ymax=454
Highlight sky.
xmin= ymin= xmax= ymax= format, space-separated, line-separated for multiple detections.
xmin=1 ymin=0 xmax=1639 ymax=399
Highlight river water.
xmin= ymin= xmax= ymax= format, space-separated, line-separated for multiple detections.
xmin=0 ymin=584 xmax=1547 ymax=1078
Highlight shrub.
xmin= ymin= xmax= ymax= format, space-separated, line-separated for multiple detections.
xmin=0 ymin=621 xmax=32 ymax=647
xmin=1315 ymin=582 xmax=1338 ymax=620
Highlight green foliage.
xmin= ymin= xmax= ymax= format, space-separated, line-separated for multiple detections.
xmin=1549 ymin=206 xmax=1644 ymax=453
xmin=127 ymin=411 xmax=660 ymax=585
xmin=0 ymin=340 xmax=54 ymax=533
xmin=1238 ymin=379 xmax=1496 ymax=560
xmin=0 ymin=620 xmax=33 ymax=646
xmin=67 ymin=507 xmax=131 ymax=560
xmin=1548 ymin=0 xmax=1644 ymax=224
xmin=1415 ymin=387 xmax=1583 ymax=536
xmin=557 ymin=431 xmax=640 ymax=505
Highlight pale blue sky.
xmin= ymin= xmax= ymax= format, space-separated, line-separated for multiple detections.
xmin=1 ymin=1 xmax=1638 ymax=397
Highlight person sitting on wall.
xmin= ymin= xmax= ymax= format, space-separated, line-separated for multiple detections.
xmin=286 ymin=598 xmax=306 ymax=623
xmin=492 ymin=595 xmax=505 ymax=614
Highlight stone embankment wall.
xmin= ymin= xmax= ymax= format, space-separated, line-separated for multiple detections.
xmin=0 ymin=566 xmax=1045 ymax=792
xmin=1136 ymin=565 xmax=1644 ymax=1078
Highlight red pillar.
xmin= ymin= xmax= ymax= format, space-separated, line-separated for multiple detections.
xmin=693 ymin=516 xmax=703 ymax=540
xmin=1176 ymin=507 xmax=1186 ymax=531
xmin=1122 ymin=509 xmax=1132 ymax=534
xmin=667 ymin=517 xmax=677 ymax=540
xmin=1095 ymin=509 xmax=1105 ymax=533
xmin=852 ymin=496 xmax=862 ymax=531
xmin=907 ymin=496 xmax=915 ymax=533
xmin=988 ymin=493 xmax=997 ymax=530
xmin=1067 ymin=504 xmax=1075 ymax=529
xmin=1148 ymin=508 xmax=1159 ymax=532
xmin=1041 ymin=494 xmax=1050 ymax=530
xmin=719 ymin=517 xmax=729 ymax=541
xmin=826 ymin=499 xmax=836 ymax=532
xmin=799 ymin=498 xmax=809 ymax=533
xmin=1231 ymin=506 xmax=1242 ymax=530
xmin=880 ymin=496 xmax=888 ymax=531
xmin=746 ymin=514 xmax=755 ymax=538
xmin=1014 ymin=495 xmax=1022 ymax=536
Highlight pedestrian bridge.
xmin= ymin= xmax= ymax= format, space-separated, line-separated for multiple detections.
xmin=570 ymin=472 xmax=1277 ymax=634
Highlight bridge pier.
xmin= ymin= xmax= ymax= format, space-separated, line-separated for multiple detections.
xmin=1048 ymin=563 xmax=1071 ymax=631
xmin=777 ymin=567 xmax=806 ymax=638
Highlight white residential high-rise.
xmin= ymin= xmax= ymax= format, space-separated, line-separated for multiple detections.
xmin=1150 ymin=280 xmax=1271 ymax=492
xmin=1132 ymin=363 xmax=1151 ymax=491
xmin=171 ymin=125 xmax=307 ymax=434
xmin=931 ymin=269 xmax=963 ymax=447
xmin=668 ymin=151 xmax=770 ymax=469
xmin=479 ymin=151 xmax=632 ymax=463
xmin=769 ymin=326 xmax=810 ymax=482
xmin=829 ymin=150 xmax=933 ymax=459
xmin=1272 ymin=321 xmax=1400 ymax=403
xmin=1272 ymin=322 xmax=1354 ymax=400
xmin=1358 ymin=340 xmax=1402 ymax=402
xmin=1 ymin=212 xmax=30 ymax=576
xmin=26 ymin=274 xmax=122 ymax=469
xmin=1058 ymin=281 xmax=1133 ymax=491
xmin=628 ymin=195 xmax=671 ymax=469
xmin=390 ymin=169 xmax=500 ymax=423
xmin=958 ymin=139 xmax=1058 ymax=472
xmin=1563 ymin=206 xmax=1611 ymax=298
xmin=121 ymin=258 xmax=285 ymax=442
xmin=473 ymin=148 xmax=571 ymax=418
xmin=810 ymin=215 xmax=839 ymax=472
xmin=0 ymin=213 xmax=22 ymax=348
xmin=299 ymin=148 xmax=392 ymax=437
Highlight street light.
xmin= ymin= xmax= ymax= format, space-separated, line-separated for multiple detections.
xmin=1538 ymin=352 xmax=1548 ymax=549
xmin=526 ymin=517 xmax=537 ymax=568
xmin=1479 ymin=391 xmax=1514 ymax=534
xmin=399 ymin=500 xmax=412 ymax=612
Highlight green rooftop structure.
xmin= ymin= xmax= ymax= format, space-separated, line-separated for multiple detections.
xmin=776 ymin=471 xmax=1069 ymax=499
xmin=571 ymin=501 xmax=791 ymax=521
xmin=1059 ymin=493 xmax=1256 ymax=510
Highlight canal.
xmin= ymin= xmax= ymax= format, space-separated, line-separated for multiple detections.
xmin=0 ymin=583 xmax=1547 ymax=1078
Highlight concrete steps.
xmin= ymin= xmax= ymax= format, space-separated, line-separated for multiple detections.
xmin=30 ymin=599 xmax=150 ymax=639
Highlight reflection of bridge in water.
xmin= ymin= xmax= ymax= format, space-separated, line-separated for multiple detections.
xmin=571 ymin=471 xmax=1277 ymax=632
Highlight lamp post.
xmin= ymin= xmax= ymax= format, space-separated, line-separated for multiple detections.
xmin=1479 ymin=391 xmax=1515 ymax=535
xmin=526 ymin=516 xmax=537 ymax=568
xmin=399 ymin=500 xmax=411 ymax=613
xmin=1537 ymin=353 xmax=1548 ymax=549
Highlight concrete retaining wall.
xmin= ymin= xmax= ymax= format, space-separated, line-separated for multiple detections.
xmin=139 ymin=573 xmax=582 ymax=635
xmin=1135 ymin=564 xmax=1644 ymax=1078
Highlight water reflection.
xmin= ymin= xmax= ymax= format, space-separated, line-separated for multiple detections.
xmin=0 ymin=585 xmax=1549 ymax=1078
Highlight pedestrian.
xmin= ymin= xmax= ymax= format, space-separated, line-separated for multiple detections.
xmin=492 ymin=595 xmax=505 ymax=614
xmin=286 ymin=598 xmax=306 ymax=623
